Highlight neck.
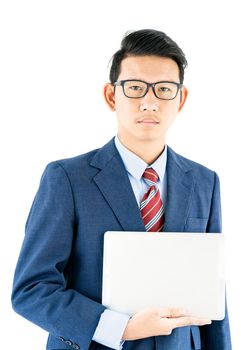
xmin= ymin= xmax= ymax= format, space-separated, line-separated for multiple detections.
xmin=117 ymin=135 xmax=165 ymax=164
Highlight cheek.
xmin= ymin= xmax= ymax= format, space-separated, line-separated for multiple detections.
xmin=115 ymin=97 xmax=136 ymax=116
xmin=160 ymin=104 xmax=179 ymax=127
xmin=163 ymin=101 xmax=180 ymax=117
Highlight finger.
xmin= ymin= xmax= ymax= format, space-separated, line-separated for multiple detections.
xmin=157 ymin=307 xmax=187 ymax=318
xmin=168 ymin=316 xmax=212 ymax=328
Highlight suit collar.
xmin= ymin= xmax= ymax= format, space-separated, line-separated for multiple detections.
xmin=90 ymin=137 xmax=117 ymax=170
xmin=90 ymin=138 xmax=146 ymax=231
xmin=163 ymin=147 xmax=194 ymax=232
xmin=90 ymin=139 xmax=194 ymax=232
xmin=90 ymin=138 xmax=192 ymax=173
xmin=114 ymin=136 xmax=167 ymax=183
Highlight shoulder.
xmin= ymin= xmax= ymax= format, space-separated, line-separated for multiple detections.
xmin=43 ymin=148 xmax=100 ymax=182
xmin=167 ymin=146 xmax=219 ymax=185
xmin=42 ymin=138 xmax=117 ymax=181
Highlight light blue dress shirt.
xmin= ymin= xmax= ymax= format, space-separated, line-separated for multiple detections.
xmin=92 ymin=136 xmax=167 ymax=349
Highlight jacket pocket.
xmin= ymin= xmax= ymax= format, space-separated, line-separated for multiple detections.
xmin=185 ymin=218 xmax=208 ymax=232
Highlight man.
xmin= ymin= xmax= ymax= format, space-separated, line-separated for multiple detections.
xmin=12 ymin=29 xmax=232 ymax=350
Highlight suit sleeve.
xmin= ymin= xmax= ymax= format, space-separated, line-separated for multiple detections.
xmin=11 ymin=162 xmax=106 ymax=350
xmin=200 ymin=172 xmax=232 ymax=350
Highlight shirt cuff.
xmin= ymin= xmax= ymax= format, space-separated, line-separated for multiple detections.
xmin=92 ymin=309 xmax=130 ymax=350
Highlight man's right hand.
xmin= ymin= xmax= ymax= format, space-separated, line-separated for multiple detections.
xmin=122 ymin=307 xmax=212 ymax=340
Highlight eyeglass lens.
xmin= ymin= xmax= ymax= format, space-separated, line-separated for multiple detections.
xmin=123 ymin=80 xmax=179 ymax=100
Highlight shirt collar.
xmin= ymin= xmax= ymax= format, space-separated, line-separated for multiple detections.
xmin=114 ymin=136 xmax=167 ymax=183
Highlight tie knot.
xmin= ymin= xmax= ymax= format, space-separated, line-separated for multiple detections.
xmin=142 ymin=167 xmax=159 ymax=185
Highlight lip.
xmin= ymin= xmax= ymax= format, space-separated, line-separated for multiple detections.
xmin=137 ymin=118 xmax=159 ymax=124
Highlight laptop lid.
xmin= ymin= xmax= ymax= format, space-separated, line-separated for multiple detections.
xmin=102 ymin=231 xmax=225 ymax=320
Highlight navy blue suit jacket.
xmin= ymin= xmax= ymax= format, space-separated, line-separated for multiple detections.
xmin=12 ymin=138 xmax=232 ymax=350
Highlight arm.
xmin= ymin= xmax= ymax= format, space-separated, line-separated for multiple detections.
xmin=12 ymin=162 xmax=106 ymax=350
xmin=200 ymin=172 xmax=232 ymax=350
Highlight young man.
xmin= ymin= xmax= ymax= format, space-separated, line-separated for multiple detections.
xmin=12 ymin=29 xmax=232 ymax=350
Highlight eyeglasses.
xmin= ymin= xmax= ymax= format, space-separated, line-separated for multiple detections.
xmin=113 ymin=79 xmax=183 ymax=100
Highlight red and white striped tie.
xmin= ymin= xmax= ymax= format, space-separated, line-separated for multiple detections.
xmin=140 ymin=167 xmax=164 ymax=232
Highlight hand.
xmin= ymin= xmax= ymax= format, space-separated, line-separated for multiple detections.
xmin=122 ymin=307 xmax=212 ymax=340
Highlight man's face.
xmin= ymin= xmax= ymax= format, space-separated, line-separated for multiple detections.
xmin=104 ymin=55 xmax=188 ymax=148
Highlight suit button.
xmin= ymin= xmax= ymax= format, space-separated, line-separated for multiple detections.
xmin=73 ymin=344 xmax=80 ymax=350
xmin=65 ymin=340 xmax=73 ymax=346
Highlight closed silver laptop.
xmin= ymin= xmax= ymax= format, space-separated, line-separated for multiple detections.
xmin=102 ymin=231 xmax=225 ymax=320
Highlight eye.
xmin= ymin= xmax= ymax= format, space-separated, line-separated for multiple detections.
xmin=129 ymin=85 xmax=143 ymax=91
xmin=159 ymin=86 xmax=171 ymax=92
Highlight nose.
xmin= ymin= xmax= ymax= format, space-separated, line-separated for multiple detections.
xmin=139 ymin=86 xmax=159 ymax=112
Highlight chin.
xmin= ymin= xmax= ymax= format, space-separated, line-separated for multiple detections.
xmin=135 ymin=135 xmax=163 ymax=144
xmin=137 ymin=129 xmax=164 ymax=140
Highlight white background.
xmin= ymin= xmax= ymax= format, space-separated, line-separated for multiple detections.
xmin=0 ymin=1 xmax=240 ymax=349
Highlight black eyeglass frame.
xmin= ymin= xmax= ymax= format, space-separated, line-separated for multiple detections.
xmin=113 ymin=79 xmax=183 ymax=100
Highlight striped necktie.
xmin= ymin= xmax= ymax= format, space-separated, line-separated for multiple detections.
xmin=140 ymin=167 xmax=164 ymax=232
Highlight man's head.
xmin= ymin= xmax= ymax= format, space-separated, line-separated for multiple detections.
xmin=104 ymin=29 xmax=188 ymax=160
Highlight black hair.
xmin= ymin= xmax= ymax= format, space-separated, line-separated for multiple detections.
xmin=109 ymin=29 xmax=187 ymax=84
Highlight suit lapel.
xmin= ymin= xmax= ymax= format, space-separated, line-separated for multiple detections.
xmin=90 ymin=139 xmax=146 ymax=231
xmin=90 ymin=140 xmax=194 ymax=233
xmin=163 ymin=147 xmax=194 ymax=232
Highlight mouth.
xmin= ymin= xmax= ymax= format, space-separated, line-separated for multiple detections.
xmin=137 ymin=118 xmax=159 ymax=125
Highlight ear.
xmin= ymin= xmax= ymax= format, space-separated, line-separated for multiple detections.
xmin=103 ymin=83 xmax=116 ymax=111
xmin=178 ymin=86 xmax=188 ymax=112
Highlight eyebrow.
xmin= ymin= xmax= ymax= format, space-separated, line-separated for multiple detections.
xmin=118 ymin=79 xmax=181 ymax=84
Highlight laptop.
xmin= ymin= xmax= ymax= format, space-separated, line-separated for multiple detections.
xmin=102 ymin=231 xmax=225 ymax=320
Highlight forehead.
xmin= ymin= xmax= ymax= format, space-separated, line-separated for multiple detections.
xmin=118 ymin=55 xmax=180 ymax=82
